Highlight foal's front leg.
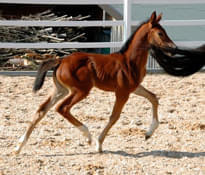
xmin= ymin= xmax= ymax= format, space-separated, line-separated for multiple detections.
xmin=134 ymin=85 xmax=159 ymax=139
xmin=96 ymin=92 xmax=129 ymax=152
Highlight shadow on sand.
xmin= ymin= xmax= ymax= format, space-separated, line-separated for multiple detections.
xmin=103 ymin=150 xmax=205 ymax=159
xmin=40 ymin=150 xmax=205 ymax=159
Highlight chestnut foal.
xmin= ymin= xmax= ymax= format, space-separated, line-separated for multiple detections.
xmin=15 ymin=12 xmax=176 ymax=154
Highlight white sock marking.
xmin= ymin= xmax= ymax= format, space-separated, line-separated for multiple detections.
xmin=19 ymin=133 xmax=27 ymax=143
xmin=96 ymin=139 xmax=102 ymax=152
xmin=146 ymin=118 xmax=159 ymax=136
xmin=14 ymin=133 xmax=27 ymax=153
xmin=78 ymin=125 xmax=92 ymax=143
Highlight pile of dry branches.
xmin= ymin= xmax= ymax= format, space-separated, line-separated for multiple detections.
xmin=0 ymin=10 xmax=90 ymax=70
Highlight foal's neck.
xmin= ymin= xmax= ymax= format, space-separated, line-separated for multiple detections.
xmin=124 ymin=24 xmax=150 ymax=63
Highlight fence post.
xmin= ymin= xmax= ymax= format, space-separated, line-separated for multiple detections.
xmin=123 ymin=0 xmax=132 ymax=42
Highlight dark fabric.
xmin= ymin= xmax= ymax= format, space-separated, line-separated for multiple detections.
xmin=150 ymin=45 xmax=205 ymax=76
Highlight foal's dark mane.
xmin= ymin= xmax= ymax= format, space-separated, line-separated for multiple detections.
xmin=118 ymin=19 xmax=149 ymax=54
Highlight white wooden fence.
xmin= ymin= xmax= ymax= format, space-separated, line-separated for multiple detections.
xmin=0 ymin=0 xmax=205 ymax=72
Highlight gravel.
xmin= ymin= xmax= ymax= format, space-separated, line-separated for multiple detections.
xmin=0 ymin=73 xmax=204 ymax=175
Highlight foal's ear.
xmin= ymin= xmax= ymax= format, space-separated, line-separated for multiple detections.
xmin=149 ymin=11 xmax=157 ymax=24
xmin=156 ymin=13 xmax=162 ymax=23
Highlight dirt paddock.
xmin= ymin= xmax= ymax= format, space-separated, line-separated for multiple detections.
xmin=0 ymin=73 xmax=204 ymax=175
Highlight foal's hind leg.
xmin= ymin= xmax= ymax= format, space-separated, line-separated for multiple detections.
xmin=14 ymin=85 xmax=68 ymax=154
xmin=56 ymin=89 xmax=92 ymax=145
xmin=134 ymin=85 xmax=159 ymax=140
xmin=96 ymin=92 xmax=129 ymax=152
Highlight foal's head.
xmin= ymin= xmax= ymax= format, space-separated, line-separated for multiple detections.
xmin=147 ymin=11 xmax=176 ymax=50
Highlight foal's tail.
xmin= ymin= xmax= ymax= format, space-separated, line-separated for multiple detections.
xmin=33 ymin=59 xmax=60 ymax=93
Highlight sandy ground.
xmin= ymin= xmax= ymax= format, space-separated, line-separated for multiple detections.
xmin=0 ymin=73 xmax=204 ymax=175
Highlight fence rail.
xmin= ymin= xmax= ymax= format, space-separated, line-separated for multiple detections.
xmin=0 ymin=20 xmax=124 ymax=27
xmin=0 ymin=42 xmax=123 ymax=49
xmin=1 ymin=0 xmax=205 ymax=4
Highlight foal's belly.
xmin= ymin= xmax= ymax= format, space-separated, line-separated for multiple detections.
xmin=92 ymin=76 xmax=139 ymax=93
xmin=93 ymin=79 xmax=118 ymax=92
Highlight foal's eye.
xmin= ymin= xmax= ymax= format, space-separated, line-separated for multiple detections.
xmin=158 ymin=32 xmax=163 ymax=37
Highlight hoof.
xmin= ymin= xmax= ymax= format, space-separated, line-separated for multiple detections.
xmin=13 ymin=148 xmax=20 ymax=155
xmin=13 ymin=144 xmax=21 ymax=155
xmin=78 ymin=125 xmax=92 ymax=145
xmin=145 ymin=135 xmax=151 ymax=140
xmin=98 ymin=149 xmax=103 ymax=153
xmin=87 ymin=138 xmax=92 ymax=145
